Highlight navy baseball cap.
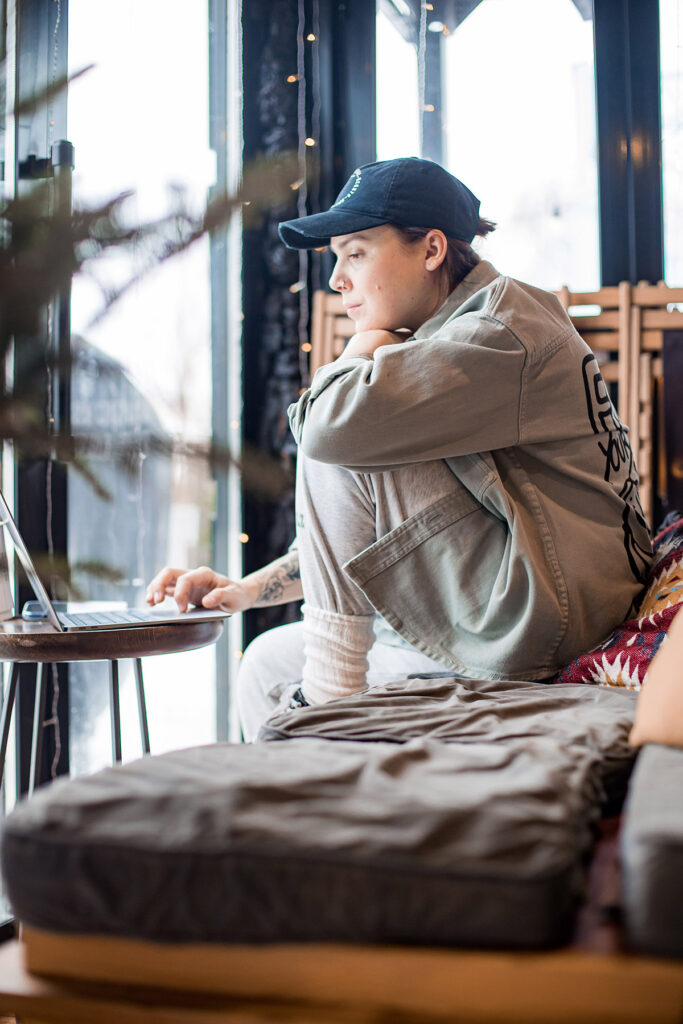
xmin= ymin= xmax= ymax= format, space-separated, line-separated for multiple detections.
xmin=278 ymin=157 xmax=481 ymax=249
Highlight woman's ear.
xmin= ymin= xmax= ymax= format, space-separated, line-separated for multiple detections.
xmin=424 ymin=229 xmax=448 ymax=272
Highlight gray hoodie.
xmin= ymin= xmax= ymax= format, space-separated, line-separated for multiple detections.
xmin=289 ymin=261 xmax=652 ymax=681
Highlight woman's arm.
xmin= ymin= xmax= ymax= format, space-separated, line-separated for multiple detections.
xmin=339 ymin=330 xmax=406 ymax=359
xmin=146 ymin=550 xmax=302 ymax=613
xmin=245 ymin=549 xmax=303 ymax=607
xmin=289 ymin=318 xmax=526 ymax=469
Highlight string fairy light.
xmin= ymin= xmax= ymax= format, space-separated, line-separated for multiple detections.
xmin=310 ymin=0 xmax=322 ymax=224
xmin=295 ymin=0 xmax=311 ymax=387
xmin=417 ymin=0 xmax=428 ymax=153
xmin=295 ymin=0 xmax=322 ymax=381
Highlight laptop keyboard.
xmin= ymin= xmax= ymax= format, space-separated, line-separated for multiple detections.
xmin=58 ymin=609 xmax=158 ymax=628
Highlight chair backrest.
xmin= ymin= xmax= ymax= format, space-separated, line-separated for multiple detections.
xmin=555 ymin=285 xmax=630 ymax=422
xmin=310 ymin=291 xmax=355 ymax=376
xmin=309 ymin=283 xmax=683 ymax=525
xmin=558 ymin=283 xmax=683 ymax=524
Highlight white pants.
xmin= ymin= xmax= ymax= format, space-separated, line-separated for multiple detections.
xmin=236 ymin=619 xmax=447 ymax=742
xmin=237 ymin=453 xmax=458 ymax=740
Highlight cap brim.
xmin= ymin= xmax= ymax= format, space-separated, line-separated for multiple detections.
xmin=278 ymin=208 xmax=389 ymax=249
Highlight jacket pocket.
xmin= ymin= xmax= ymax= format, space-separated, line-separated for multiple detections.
xmin=343 ymin=488 xmax=510 ymax=671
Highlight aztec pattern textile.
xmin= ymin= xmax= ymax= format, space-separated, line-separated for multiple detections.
xmin=554 ymin=513 xmax=683 ymax=690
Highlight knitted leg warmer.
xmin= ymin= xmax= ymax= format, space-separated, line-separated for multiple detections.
xmin=300 ymin=604 xmax=376 ymax=705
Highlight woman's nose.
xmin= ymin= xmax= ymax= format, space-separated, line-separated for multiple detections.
xmin=329 ymin=265 xmax=347 ymax=292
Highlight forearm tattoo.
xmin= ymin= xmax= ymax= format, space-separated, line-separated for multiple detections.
xmin=256 ymin=551 xmax=301 ymax=605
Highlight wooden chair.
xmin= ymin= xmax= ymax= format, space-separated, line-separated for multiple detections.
xmin=311 ymin=283 xmax=683 ymax=526
xmin=557 ymin=282 xmax=683 ymax=524
xmin=556 ymin=283 xmax=647 ymax=514
xmin=555 ymin=284 xmax=631 ymax=421
xmin=628 ymin=283 xmax=683 ymax=522
xmin=312 ymin=284 xmax=635 ymax=408
xmin=309 ymin=290 xmax=353 ymax=375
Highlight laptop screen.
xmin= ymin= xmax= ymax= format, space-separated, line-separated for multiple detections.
xmin=0 ymin=489 xmax=63 ymax=631
xmin=0 ymin=528 xmax=13 ymax=622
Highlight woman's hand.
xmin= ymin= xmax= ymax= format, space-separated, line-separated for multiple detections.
xmin=145 ymin=566 xmax=255 ymax=614
xmin=339 ymin=329 xmax=406 ymax=359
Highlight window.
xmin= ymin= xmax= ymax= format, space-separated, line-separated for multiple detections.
xmin=375 ymin=0 xmax=599 ymax=291
xmin=376 ymin=2 xmax=421 ymax=161
xmin=444 ymin=0 xmax=598 ymax=291
xmin=67 ymin=0 xmax=225 ymax=771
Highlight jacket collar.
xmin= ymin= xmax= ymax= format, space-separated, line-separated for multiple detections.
xmin=414 ymin=260 xmax=500 ymax=340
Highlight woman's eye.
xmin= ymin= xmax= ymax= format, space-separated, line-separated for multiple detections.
xmin=348 ymin=252 xmax=362 ymax=260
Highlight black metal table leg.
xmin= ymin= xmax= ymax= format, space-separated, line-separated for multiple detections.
xmin=133 ymin=659 xmax=150 ymax=755
xmin=108 ymin=660 xmax=122 ymax=764
xmin=29 ymin=663 xmax=48 ymax=795
xmin=0 ymin=664 xmax=20 ymax=791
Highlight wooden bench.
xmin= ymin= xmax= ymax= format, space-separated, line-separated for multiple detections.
xmin=0 ymin=922 xmax=679 ymax=1024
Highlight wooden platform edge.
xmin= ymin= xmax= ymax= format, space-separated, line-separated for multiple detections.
xmin=0 ymin=929 xmax=675 ymax=1024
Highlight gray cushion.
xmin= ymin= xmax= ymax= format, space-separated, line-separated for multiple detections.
xmin=621 ymin=743 xmax=683 ymax=959
xmin=1 ymin=677 xmax=637 ymax=949
xmin=261 ymin=676 xmax=637 ymax=810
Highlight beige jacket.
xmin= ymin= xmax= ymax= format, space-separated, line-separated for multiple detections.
xmin=289 ymin=261 xmax=652 ymax=680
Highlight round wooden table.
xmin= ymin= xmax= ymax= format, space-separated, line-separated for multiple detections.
xmin=0 ymin=618 xmax=225 ymax=793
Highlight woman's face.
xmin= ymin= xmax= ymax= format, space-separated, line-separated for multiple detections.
xmin=328 ymin=225 xmax=447 ymax=334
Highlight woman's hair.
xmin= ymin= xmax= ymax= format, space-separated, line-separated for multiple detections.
xmin=394 ymin=218 xmax=496 ymax=293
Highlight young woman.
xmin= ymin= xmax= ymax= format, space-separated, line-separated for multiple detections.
xmin=147 ymin=157 xmax=652 ymax=741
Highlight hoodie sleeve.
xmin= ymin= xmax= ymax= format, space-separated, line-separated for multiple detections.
xmin=288 ymin=315 xmax=527 ymax=470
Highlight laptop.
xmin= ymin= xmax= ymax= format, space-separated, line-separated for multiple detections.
xmin=0 ymin=488 xmax=229 ymax=633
